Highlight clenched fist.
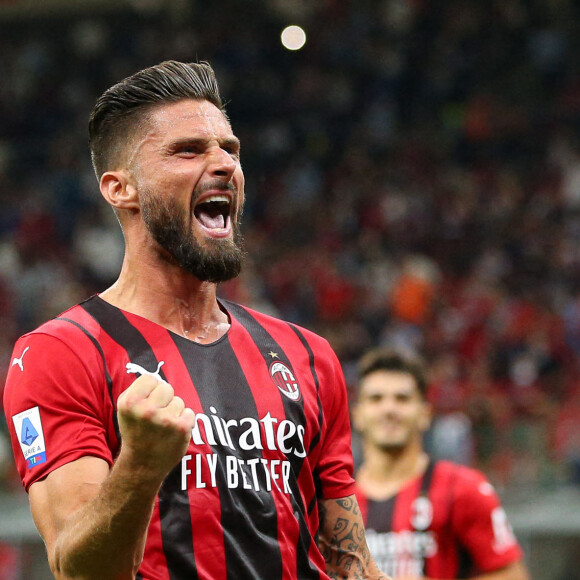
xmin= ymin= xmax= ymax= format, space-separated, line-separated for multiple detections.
xmin=117 ymin=375 xmax=196 ymax=477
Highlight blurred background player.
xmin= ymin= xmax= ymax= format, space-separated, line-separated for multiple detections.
xmin=352 ymin=348 xmax=529 ymax=580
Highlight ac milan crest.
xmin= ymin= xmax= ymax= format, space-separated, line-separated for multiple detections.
xmin=269 ymin=361 xmax=301 ymax=401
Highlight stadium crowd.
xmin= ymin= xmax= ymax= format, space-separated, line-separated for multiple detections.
xmin=0 ymin=0 xmax=579 ymax=499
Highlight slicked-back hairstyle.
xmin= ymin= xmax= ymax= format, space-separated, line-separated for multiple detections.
xmin=357 ymin=348 xmax=428 ymax=399
xmin=88 ymin=60 xmax=225 ymax=178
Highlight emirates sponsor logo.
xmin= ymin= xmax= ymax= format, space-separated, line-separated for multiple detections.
xmin=190 ymin=406 xmax=306 ymax=458
xmin=365 ymin=529 xmax=438 ymax=578
xmin=180 ymin=406 xmax=306 ymax=494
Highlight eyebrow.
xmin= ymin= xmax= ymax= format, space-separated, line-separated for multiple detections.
xmin=169 ymin=136 xmax=241 ymax=150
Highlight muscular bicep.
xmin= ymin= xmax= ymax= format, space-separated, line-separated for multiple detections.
xmin=29 ymin=456 xmax=110 ymax=550
xmin=318 ymin=494 xmax=389 ymax=579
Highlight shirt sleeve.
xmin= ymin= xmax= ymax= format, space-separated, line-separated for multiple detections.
xmin=451 ymin=467 xmax=523 ymax=572
xmin=314 ymin=345 xmax=356 ymax=499
xmin=3 ymin=331 xmax=115 ymax=492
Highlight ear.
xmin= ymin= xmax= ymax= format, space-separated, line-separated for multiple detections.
xmin=99 ymin=170 xmax=139 ymax=211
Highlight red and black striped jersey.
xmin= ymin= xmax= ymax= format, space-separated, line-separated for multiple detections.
xmin=4 ymin=295 xmax=356 ymax=579
xmin=355 ymin=460 xmax=523 ymax=579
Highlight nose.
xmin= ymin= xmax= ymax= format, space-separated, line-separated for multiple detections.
xmin=377 ymin=396 xmax=399 ymax=416
xmin=208 ymin=146 xmax=237 ymax=179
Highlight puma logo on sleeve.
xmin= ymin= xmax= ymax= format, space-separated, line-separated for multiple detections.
xmin=12 ymin=346 xmax=30 ymax=372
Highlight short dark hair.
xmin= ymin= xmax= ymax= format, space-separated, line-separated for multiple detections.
xmin=357 ymin=348 xmax=428 ymax=398
xmin=88 ymin=60 xmax=225 ymax=178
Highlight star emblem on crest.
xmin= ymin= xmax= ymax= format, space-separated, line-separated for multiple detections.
xmin=268 ymin=351 xmax=279 ymax=359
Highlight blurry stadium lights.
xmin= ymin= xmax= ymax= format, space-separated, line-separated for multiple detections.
xmin=280 ymin=25 xmax=307 ymax=51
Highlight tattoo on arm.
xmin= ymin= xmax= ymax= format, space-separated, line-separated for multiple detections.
xmin=318 ymin=495 xmax=389 ymax=579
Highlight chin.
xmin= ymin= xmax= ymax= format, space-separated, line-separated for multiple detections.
xmin=378 ymin=441 xmax=408 ymax=453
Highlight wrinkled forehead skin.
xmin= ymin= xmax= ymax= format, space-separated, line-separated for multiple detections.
xmin=123 ymin=99 xmax=235 ymax=173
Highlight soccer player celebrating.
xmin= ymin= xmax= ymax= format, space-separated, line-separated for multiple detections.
xmin=352 ymin=348 xmax=529 ymax=580
xmin=3 ymin=61 xmax=387 ymax=579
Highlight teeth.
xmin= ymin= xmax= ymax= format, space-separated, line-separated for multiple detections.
xmin=201 ymin=195 xmax=229 ymax=204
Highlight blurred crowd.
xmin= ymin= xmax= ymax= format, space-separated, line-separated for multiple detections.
xmin=0 ymin=0 xmax=579 ymax=497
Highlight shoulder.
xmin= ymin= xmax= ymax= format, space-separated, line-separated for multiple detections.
xmin=225 ymin=300 xmax=334 ymax=352
xmin=435 ymin=459 xmax=492 ymax=488
xmin=4 ymin=300 xmax=109 ymax=423
xmin=436 ymin=460 xmax=487 ymax=484
xmin=25 ymin=302 xmax=91 ymax=338
xmin=12 ymin=298 xmax=104 ymax=366
xmin=435 ymin=460 xmax=502 ymax=509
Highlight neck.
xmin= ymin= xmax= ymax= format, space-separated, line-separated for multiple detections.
xmin=356 ymin=440 xmax=429 ymax=501
xmin=100 ymin=253 xmax=230 ymax=344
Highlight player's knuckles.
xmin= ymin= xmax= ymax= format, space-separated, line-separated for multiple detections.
xmin=118 ymin=399 xmax=162 ymax=426
xmin=120 ymin=377 xmax=174 ymax=407
xmin=132 ymin=396 xmax=188 ymax=424
xmin=181 ymin=407 xmax=196 ymax=427
xmin=165 ymin=395 xmax=186 ymax=414
xmin=177 ymin=408 xmax=196 ymax=433
xmin=149 ymin=381 xmax=175 ymax=406
xmin=117 ymin=375 xmax=158 ymax=406
xmin=130 ymin=374 xmax=159 ymax=392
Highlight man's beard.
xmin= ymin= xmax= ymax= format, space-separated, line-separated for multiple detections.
xmin=141 ymin=192 xmax=245 ymax=283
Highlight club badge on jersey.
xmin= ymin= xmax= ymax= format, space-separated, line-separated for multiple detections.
xmin=12 ymin=406 xmax=47 ymax=469
xmin=269 ymin=360 xmax=301 ymax=401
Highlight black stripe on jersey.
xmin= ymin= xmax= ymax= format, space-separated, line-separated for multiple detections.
xmin=80 ymin=298 xmax=198 ymax=580
xmin=57 ymin=316 xmax=120 ymax=444
xmin=416 ymin=459 xmax=437 ymax=577
xmin=220 ymin=301 xmax=320 ymax=579
xmin=172 ymin=332 xmax=284 ymax=580
xmin=457 ymin=545 xmax=474 ymax=578
xmin=419 ymin=459 xmax=436 ymax=499
xmin=366 ymin=496 xmax=395 ymax=533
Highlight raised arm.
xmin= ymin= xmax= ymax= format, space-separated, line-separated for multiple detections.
xmin=318 ymin=494 xmax=390 ymax=580
xmin=29 ymin=375 xmax=195 ymax=579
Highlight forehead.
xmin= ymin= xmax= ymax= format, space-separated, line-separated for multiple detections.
xmin=145 ymin=99 xmax=233 ymax=141
xmin=359 ymin=370 xmax=420 ymax=398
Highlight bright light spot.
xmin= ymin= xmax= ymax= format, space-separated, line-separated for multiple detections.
xmin=281 ymin=25 xmax=307 ymax=51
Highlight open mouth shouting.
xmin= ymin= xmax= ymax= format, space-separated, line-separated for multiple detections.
xmin=193 ymin=193 xmax=234 ymax=238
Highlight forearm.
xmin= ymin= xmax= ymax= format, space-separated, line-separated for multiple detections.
xmin=318 ymin=495 xmax=390 ymax=580
xmin=50 ymin=455 xmax=163 ymax=579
